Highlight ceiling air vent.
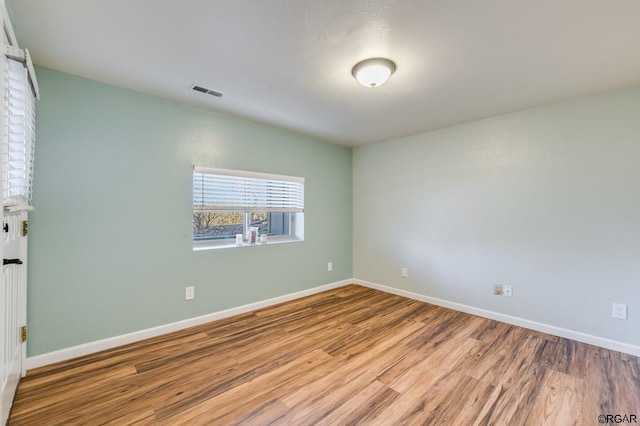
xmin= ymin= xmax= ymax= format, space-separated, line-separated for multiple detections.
xmin=190 ymin=84 xmax=223 ymax=98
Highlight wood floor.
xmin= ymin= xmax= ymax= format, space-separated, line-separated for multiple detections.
xmin=9 ymin=285 xmax=640 ymax=425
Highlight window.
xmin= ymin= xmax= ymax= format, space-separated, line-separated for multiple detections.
xmin=3 ymin=53 xmax=37 ymax=211
xmin=192 ymin=166 xmax=304 ymax=248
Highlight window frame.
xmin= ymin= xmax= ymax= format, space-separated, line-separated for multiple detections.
xmin=3 ymin=53 xmax=37 ymax=210
xmin=192 ymin=166 xmax=304 ymax=250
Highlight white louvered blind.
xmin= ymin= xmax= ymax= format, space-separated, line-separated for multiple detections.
xmin=193 ymin=166 xmax=304 ymax=212
xmin=3 ymin=57 xmax=36 ymax=209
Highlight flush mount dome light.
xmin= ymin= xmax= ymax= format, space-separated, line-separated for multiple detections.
xmin=351 ymin=57 xmax=396 ymax=88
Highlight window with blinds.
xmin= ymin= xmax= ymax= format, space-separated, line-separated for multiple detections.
xmin=3 ymin=57 xmax=36 ymax=210
xmin=192 ymin=166 xmax=305 ymax=248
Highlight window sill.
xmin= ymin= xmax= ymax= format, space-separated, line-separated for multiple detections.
xmin=193 ymin=238 xmax=303 ymax=251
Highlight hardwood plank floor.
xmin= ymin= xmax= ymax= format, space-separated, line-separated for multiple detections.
xmin=9 ymin=285 xmax=640 ymax=425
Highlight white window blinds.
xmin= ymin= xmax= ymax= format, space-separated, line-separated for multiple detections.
xmin=3 ymin=57 xmax=36 ymax=209
xmin=193 ymin=166 xmax=304 ymax=212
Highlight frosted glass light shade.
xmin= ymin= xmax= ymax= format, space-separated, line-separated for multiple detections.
xmin=352 ymin=58 xmax=396 ymax=88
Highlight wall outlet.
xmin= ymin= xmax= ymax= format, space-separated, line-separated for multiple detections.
xmin=612 ymin=303 xmax=627 ymax=320
xmin=493 ymin=284 xmax=503 ymax=295
xmin=503 ymin=285 xmax=513 ymax=297
xmin=327 ymin=261 xmax=333 ymax=272
xmin=401 ymin=267 xmax=408 ymax=278
xmin=185 ymin=286 xmax=195 ymax=301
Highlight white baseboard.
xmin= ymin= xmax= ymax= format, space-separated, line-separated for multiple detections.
xmin=25 ymin=279 xmax=352 ymax=371
xmin=353 ymin=279 xmax=640 ymax=357
xmin=26 ymin=277 xmax=639 ymax=371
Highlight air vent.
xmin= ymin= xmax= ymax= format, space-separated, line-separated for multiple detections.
xmin=190 ymin=84 xmax=223 ymax=98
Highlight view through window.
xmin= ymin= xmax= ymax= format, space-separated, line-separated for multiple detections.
xmin=192 ymin=167 xmax=303 ymax=247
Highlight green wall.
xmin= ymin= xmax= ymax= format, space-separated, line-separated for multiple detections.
xmin=353 ymin=85 xmax=640 ymax=347
xmin=28 ymin=67 xmax=352 ymax=356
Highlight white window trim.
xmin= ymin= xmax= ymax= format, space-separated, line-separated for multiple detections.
xmin=193 ymin=234 xmax=304 ymax=251
xmin=194 ymin=166 xmax=304 ymax=184
xmin=3 ymin=50 xmax=37 ymax=211
xmin=192 ymin=166 xmax=305 ymax=250
xmin=193 ymin=211 xmax=303 ymax=250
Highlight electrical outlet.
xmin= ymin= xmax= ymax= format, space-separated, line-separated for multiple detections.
xmin=401 ymin=267 xmax=408 ymax=278
xmin=503 ymin=285 xmax=512 ymax=297
xmin=327 ymin=261 xmax=333 ymax=272
xmin=612 ymin=303 xmax=627 ymax=320
xmin=493 ymin=284 xmax=503 ymax=295
xmin=185 ymin=286 xmax=195 ymax=301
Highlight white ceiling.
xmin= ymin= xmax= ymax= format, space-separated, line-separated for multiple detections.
xmin=7 ymin=0 xmax=640 ymax=146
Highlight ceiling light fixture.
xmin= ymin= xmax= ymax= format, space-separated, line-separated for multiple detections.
xmin=351 ymin=58 xmax=396 ymax=88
